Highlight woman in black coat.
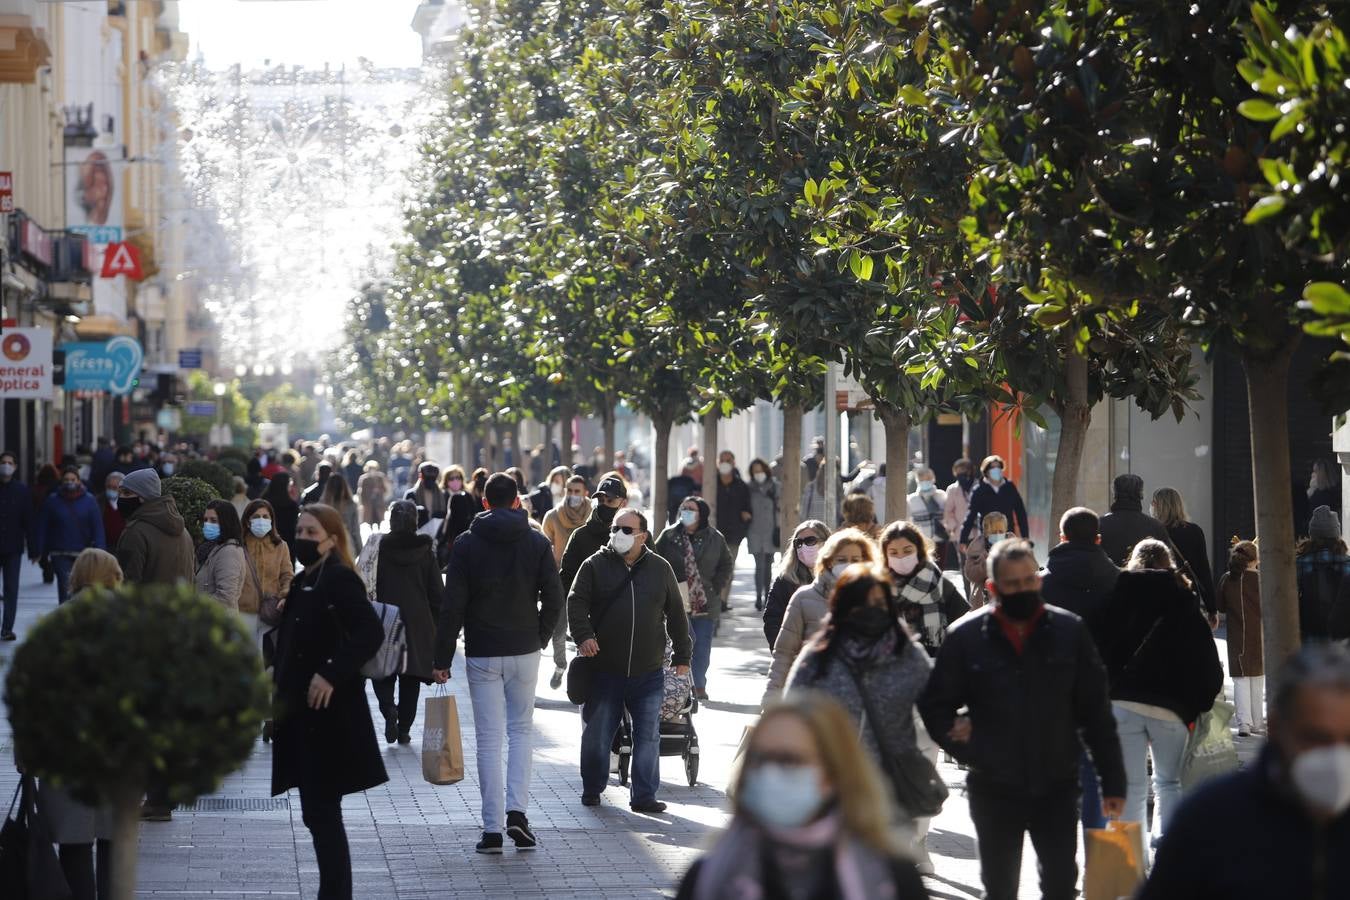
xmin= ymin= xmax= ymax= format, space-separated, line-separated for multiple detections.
xmin=271 ymin=503 xmax=387 ymax=900
xmin=261 ymin=472 xmax=301 ymax=555
xmin=957 ymin=454 xmax=1030 ymax=547
xmin=370 ymin=500 xmax=443 ymax=744
xmin=1152 ymin=487 xmax=1217 ymax=622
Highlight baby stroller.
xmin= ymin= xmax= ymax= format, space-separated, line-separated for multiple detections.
xmin=613 ymin=666 xmax=700 ymax=788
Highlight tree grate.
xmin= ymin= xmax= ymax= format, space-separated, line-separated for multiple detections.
xmin=175 ymin=797 xmax=291 ymax=812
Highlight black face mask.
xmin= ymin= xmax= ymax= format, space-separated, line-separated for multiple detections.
xmin=998 ymin=590 xmax=1043 ymax=621
xmin=118 ymin=495 xmax=142 ymax=519
xmin=294 ymin=538 xmax=324 ymax=567
xmin=596 ymin=504 xmax=618 ymax=526
xmin=956 ymin=473 xmax=975 ymax=490
xmin=844 ymin=606 xmax=893 ymax=640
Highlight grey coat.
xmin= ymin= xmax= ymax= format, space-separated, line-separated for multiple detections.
xmin=195 ymin=541 xmax=247 ymax=611
xmin=784 ymin=634 xmax=932 ymax=764
xmin=745 ymin=478 xmax=779 ymax=555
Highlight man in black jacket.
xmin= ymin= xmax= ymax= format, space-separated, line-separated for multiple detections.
xmin=300 ymin=461 xmax=332 ymax=506
xmin=1140 ymin=643 xmax=1350 ymax=900
xmin=919 ymin=538 xmax=1126 ymax=900
xmin=569 ymin=507 xmax=691 ymax=813
xmin=1099 ymin=473 xmax=1169 ymax=566
xmin=714 ymin=451 xmax=752 ymax=611
xmin=559 ymin=473 xmax=627 ymax=592
xmin=432 ymin=473 xmax=563 ymax=855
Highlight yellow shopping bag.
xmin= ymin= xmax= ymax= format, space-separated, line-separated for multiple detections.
xmin=1084 ymin=820 xmax=1146 ymax=900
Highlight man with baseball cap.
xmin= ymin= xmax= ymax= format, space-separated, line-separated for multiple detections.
xmin=559 ymin=473 xmax=629 ymax=596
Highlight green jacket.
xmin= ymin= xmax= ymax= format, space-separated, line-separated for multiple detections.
xmin=115 ymin=495 xmax=195 ymax=589
xmin=654 ymin=524 xmax=735 ymax=620
xmin=568 ymin=546 xmax=692 ymax=677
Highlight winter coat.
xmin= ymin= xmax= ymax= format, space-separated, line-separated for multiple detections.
xmin=270 ymin=496 xmax=300 ymax=554
xmin=963 ymin=535 xmax=993 ymax=608
xmin=568 ymin=545 xmax=692 ymax=677
xmin=784 ymin=631 xmax=932 ymax=769
xmin=1217 ymin=569 xmax=1263 ymax=677
xmin=1167 ymin=521 xmax=1217 ymax=616
xmin=433 ymin=507 xmax=563 ymax=666
xmin=1099 ymin=570 xmax=1223 ymax=725
xmin=907 ymin=488 xmax=949 ymax=544
xmin=542 ymin=499 xmax=589 ymax=564
xmin=98 ymin=495 xmax=125 ymax=549
xmin=762 ymin=572 xmax=810 ymax=650
xmin=764 ymin=573 xmax=835 ymax=701
xmin=373 ymin=531 xmax=442 ymax=680
xmin=404 ymin=482 xmax=448 ymax=520
xmin=559 ymin=506 xmax=613 ymax=593
xmin=1039 ymin=541 xmax=1121 ymax=641
xmin=270 ymin=559 xmax=388 ymax=798
xmin=357 ymin=471 xmax=390 ymax=525
xmin=745 ymin=477 xmax=779 ymax=555
xmin=0 ymin=478 xmax=32 ymax=556
xmin=239 ymin=533 xmax=293 ymax=615
xmin=715 ymin=471 xmax=754 ymax=546
xmin=959 ymin=479 xmax=1030 ymax=545
xmin=1098 ymin=499 xmax=1170 ymax=567
xmin=653 ymin=523 xmax=735 ymax=621
xmin=34 ymin=488 xmax=105 ymax=557
xmin=194 ymin=540 xmax=247 ymax=611
xmin=337 ymin=500 xmax=361 ymax=558
xmin=1297 ymin=549 xmax=1350 ymax=643
xmin=943 ymin=480 xmax=974 ymax=542
xmin=918 ymin=605 xmax=1126 ymax=798
xmin=115 ymin=495 xmax=194 ymax=588
xmin=1138 ymin=746 xmax=1350 ymax=900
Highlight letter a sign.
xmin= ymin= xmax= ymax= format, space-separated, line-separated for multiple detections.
xmin=100 ymin=241 xmax=144 ymax=280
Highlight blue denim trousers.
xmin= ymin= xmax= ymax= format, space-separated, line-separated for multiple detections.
xmin=465 ymin=652 xmax=541 ymax=834
xmin=1113 ymin=703 xmax=1190 ymax=839
xmin=688 ymin=616 xmax=715 ymax=690
xmin=579 ymin=668 xmax=664 ymax=804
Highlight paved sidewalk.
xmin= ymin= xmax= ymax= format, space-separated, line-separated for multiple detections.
xmin=0 ymin=555 xmax=1264 ymax=898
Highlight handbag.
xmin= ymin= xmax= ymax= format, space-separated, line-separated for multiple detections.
xmin=567 ymin=561 xmax=644 ymax=705
xmin=0 ymin=777 xmax=72 ymax=900
xmin=247 ymin=550 xmax=285 ymax=628
xmin=1181 ymin=699 xmax=1239 ymax=790
xmin=845 ymin=661 xmax=948 ymax=817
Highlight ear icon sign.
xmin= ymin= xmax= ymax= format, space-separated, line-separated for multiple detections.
xmin=105 ymin=336 xmax=144 ymax=394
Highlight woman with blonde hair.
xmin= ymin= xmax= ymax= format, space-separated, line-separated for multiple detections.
xmin=841 ymin=492 xmax=881 ymax=542
xmin=1151 ymin=486 xmax=1217 ymax=621
xmin=763 ymin=528 xmax=877 ymax=704
xmin=763 ymin=520 xmax=831 ymax=649
xmin=674 ymin=693 xmax=928 ymax=900
xmin=68 ymin=547 xmax=123 ymax=594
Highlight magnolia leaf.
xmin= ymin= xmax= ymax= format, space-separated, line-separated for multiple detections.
xmin=1304 ymin=282 xmax=1350 ymax=315
xmin=1237 ymin=99 xmax=1281 ymax=121
xmin=1243 ymin=194 xmax=1287 ymax=224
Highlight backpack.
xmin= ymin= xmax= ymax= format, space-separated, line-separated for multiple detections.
xmin=360 ymin=601 xmax=407 ymax=680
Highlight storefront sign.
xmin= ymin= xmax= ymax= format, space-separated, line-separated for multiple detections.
xmin=178 ymin=348 xmax=203 ymax=369
xmin=0 ymin=327 xmax=54 ymax=399
xmin=100 ymin=241 xmax=143 ymax=280
xmin=61 ymin=336 xmax=144 ymax=395
xmin=0 ymin=172 xmax=13 ymax=214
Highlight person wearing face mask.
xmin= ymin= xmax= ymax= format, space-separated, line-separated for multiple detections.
xmin=97 ymin=471 xmax=127 ymax=550
xmin=1139 ymin=643 xmax=1350 ymax=900
xmin=559 ymin=473 xmax=629 ymax=594
xmin=782 ymin=565 xmax=934 ymax=864
xmin=840 ymin=492 xmax=882 ymax=542
xmin=355 ymin=460 xmax=390 ymax=535
xmin=240 ymin=499 xmax=294 ymax=633
xmin=961 ymin=512 xmax=1008 ymax=610
xmin=271 ymin=503 xmax=387 ymax=899
xmin=529 ymin=465 xmax=573 ymax=523
xmin=193 ymin=500 xmax=248 ymax=612
xmin=655 ymin=497 xmax=735 ymax=700
xmin=744 ymin=458 xmax=780 ymax=612
xmin=674 ymin=693 xmax=928 ymax=900
xmin=569 ymin=507 xmax=692 ymax=811
xmin=32 ymin=466 xmax=106 ymax=605
xmin=1098 ymin=472 xmax=1170 ymax=568
xmin=919 ymin=538 xmax=1125 ymax=900
xmin=943 ymin=459 xmax=976 ymax=569
xmin=714 ymin=451 xmax=753 ymax=612
xmin=0 ymin=450 xmax=34 ymax=641
xmin=762 ymin=521 xmax=831 ymax=650
xmin=434 ymin=464 xmax=478 ymax=566
xmin=906 ymin=467 xmax=950 ymax=568
xmin=763 ymin=529 xmax=877 ymax=705
xmin=957 ymin=455 xmax=1029 ymax=551
xmin=543 ymin=474 xmax=592 ymax=688
xmin=882 ymin=521 xmax=966 ymax=658
xmin=431 ymin=474 xmax=563 ymax=853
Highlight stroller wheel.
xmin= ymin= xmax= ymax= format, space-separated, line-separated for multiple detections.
xmin=685 ymin=749 xmax=699 ymax=787
xmin=619 ymin=750 xmax=631 ymax=787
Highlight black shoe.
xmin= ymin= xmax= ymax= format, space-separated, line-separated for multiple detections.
xmin=694 ymin=687 xmax=709 ymax=701
xmin=754 ymin=597 xmax=764 ymax=611
xmin=140 ymin=805 xmax=172 ymax=822
xmin=506 ymin=811 xmax=537 ymax=850
xmin=397 ymin=732 xmax=411 ymax=745
xmin=721 ymin=602 xmax=731 ymax=612
xmin=382 ymin=706 xmax=398 ymax=744
xmin=550 ymin=665 xmax=565 ymax=690
xmin=630 ymin=799 xmax=667 ymax=814
xmin=475 ymin=832 xmax=504 ymax=854
xmin=0 ymin=632 xmax=15 ymax=642
xmin=261 ymin=720 xmax=273 ymax=744
xmin=581 ymin=794 xmax=601 ymax=807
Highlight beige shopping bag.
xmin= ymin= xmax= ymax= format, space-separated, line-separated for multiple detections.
xmin=421 ymin=690 xmax=465 ymax=785
xmin=1084 ymin=820 xmax=1146 ymax=900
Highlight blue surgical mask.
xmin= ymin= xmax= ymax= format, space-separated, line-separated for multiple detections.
xmin=202 ymin=522 xmax=222 ymax=541
xmin=919 ymin=480 xmax=935 ymax=493
xmin=987 ymin=467 xmax=1004 ymax=482
xmin=106 ymin=489 xmax=120 ymax=503
xmin=679 ymin=509 xmax=698 ymax=528
xmin=740 ymin=763 xmax=827 ymax=829
xmin=249 ymin=518 xmax=272 ymax=538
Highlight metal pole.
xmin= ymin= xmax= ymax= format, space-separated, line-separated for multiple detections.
xmin=824 ymin=363 xmax=839 ymax=525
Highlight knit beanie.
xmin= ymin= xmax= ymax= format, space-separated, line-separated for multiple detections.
xmin=121 ymin=468 xmax=161 ymax=499
xmin=1309 ymin=505 xmax=1342 ymax=541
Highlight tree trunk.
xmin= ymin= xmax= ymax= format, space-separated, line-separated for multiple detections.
xmin=600 ymin=395 xmax=617 ymax=475
xmin=878 ymin=404 xmax=911 ymax=526
xmin=506 ymin=421 xmax=521 ymax=472
xmin=701 ymin=408 xmax=719 ymax=525
xmin=1244 ymin=339 xmax=1302 ymax=675
xmin=780 ymin=401 xmax=804 ymax=539
xmin=1050 ymin=347 xmax=1093 ymax=541
xmin=559 ymin=401 xmax=575 ymax=467
xmin=651 ymin=413 xmax=673 ymax=527
xmin=109 ymin=790 xmax=142 ymax=900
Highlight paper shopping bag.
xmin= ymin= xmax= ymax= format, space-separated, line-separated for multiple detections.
xmin=421 ymin=692 xmax=465 ymax=785
xmin=1084 ymin=820 xmax=1146 ymax=900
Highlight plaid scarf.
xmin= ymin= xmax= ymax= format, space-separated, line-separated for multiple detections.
xmin=897 ymin=561 xmax=945 ymax=649
xmin=682 ymin=530 xmax=709 ymax=615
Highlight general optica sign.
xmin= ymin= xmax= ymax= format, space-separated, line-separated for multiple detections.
xmin=0 ymin=328 xmax=54 ymax=398
xmin=61 ymin=336 xmax=143 ymax=395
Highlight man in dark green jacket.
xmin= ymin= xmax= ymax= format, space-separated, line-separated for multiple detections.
xmin=569 ymin=507 xmax=691 ymax=813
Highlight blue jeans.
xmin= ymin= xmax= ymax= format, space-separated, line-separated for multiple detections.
xmin=688 ymin=616 xmax=715 ymax=690
xmin=1079 ymin=748 xmax=1105 ymax=839
xmin=580 ymin=669 xmax=664 ymax=804
xmin=466 ymin=652 xmax=541 ymax=834
xmin=1113 ymin=703 xmax=1190 ymax=838
xmin=51 ymin=554 xmax=76 ymax=605
xmin=0 ymin=553 xmax=21 ymax=634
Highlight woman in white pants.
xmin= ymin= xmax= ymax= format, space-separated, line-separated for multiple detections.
xmin=1217 ymin=541 xmax=1264 ymax=735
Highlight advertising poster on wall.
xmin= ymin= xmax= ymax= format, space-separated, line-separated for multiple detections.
xmin=65 ymin=145 xmax=123 ymax=245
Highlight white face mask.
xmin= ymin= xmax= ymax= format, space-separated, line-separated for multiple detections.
xmin=918 ymin=480 xmax=935 ymax=493
xmin=717 ymin=462 xmax=733 ymax=476
xmin=740 ymin=763 xmax=826 ymax=829
xmin=679 ymin=509 xmax=698 ymax=528
xmin=566 ymin=494 xmax=585 ymax=508
xmin=830 ymin=562 xmax=852 ymax=580
xmin=888 ymin=554 xmax=919 ymax=577
xmin=986 ymin=532 xmax=1006 ymax=545
xmin=610 ymin=530 xmax=636 ymax=555
xmin=0 ymin=463 xmax=14 ymax=478
xmin=797 ymin=544 xmax=819 ymax=568
xmin=753 ymin=471 xmax=767 ymax=484
xmin=551 ymin=482 xmax=564 ymax=498
xmin=1290 ymin=745 xmax=1350 ymax=817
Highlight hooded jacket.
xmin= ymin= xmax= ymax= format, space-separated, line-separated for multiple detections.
xmin=114 ymin=495 xmax=194 ymax=588
xmin=34 ymin=487 xmax=105 ymax=556
xmin=1039 ymin=540 xmax=1121 ymax=640
xmin=374 ymin=531 xmax=442 ymax=680
xmin=433 ymin=507 xmax=563 ymax=666
xmin=567 ymin=545 xmax=692 ymax=677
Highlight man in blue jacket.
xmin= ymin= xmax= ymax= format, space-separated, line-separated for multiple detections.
xmin=33 ymin=465 xmax=105 ymax=604
xmin=0 ymin=450 xmax=32 ymax=640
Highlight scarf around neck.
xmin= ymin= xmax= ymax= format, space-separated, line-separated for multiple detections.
xmin=556 ymin=497 xmax=590 ymax=529
xmin=896 ymin=562 xmax=945 ymax=650
xmin=682 ymin=529 xmax=709 ymax=615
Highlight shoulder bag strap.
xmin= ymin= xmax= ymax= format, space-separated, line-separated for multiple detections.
xmin=1160 ymin=531 xmax=1202 ymax=594
xmin=244 ymin=544 xmax=265 ymax=599
xmin=1119 ymin=614 xmax=1167 ymax=680
xmin=590 ymin=558 xmax=645 ymax=632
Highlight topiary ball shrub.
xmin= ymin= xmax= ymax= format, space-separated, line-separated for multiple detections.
xmin=217 ymin=456 xmax=247 ymax=479
xmin=5 ymin=583 xmax=269 ymax=899
xmin=217 ymin=446 xmax=251 ymax=466
xmin=162 ymin=475 xmax=221 ymax=544
xmin=177 ymin=458 xmax=236 ymax=499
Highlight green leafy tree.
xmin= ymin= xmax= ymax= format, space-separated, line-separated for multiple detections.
xmin=180 ymin=372 xmax=251 ymax=441
xmin=177 ymin=459 xmax=235 ymax=499
xmin=5 ymin=584 xmax=269 ymax=900
xmin=254 ymin=384 xmax=320 ymax=436
xmin=163 ymin=475 xmax=222 ymax=544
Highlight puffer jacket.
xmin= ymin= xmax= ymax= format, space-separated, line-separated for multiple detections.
xmin=194 ymin=540 xmax=247 ymax=611
xmin=653 ymin=523 xmax=735 ymax=621
xmin=567 ymin=545 xmax=692 ymax=677
xmin=34 ymin=487 xmax=105 ymax=556
xmin=115 ymin=495 xmax=194 ymax=588
xmin=763 ymin=571 xmax=836 ymax=702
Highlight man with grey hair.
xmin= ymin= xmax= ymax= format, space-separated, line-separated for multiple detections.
xmin=1140 ymin=643 xmax=1350 ymax=898
xmin=919 ymin=537 xmax=1125 ymax=900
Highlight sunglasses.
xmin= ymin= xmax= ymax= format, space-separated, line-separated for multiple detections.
xmin=610 ymin=525 xmax=640 ymax=535
xmin=794 ymin=535 xmax=821 ymax=547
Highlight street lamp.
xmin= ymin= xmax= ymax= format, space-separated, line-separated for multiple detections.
xmin=212 ymin=382 xmax=226 ymax=450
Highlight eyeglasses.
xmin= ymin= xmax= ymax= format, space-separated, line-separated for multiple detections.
xmin=610 ymin=525 xmax=640 ymax=535
xmin=794 ymin=535 xmax=821 ymax=547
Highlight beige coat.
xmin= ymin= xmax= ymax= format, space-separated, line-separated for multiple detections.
xmin=239 ymin=534 xmax=294 ymax=614
xmin=542 ymin=502 xmax=589 ymax=564
xmin=763 ymin=574 xmax=834 ymax=704
xmin=195 ymin=542 xmax=247 ymax=611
